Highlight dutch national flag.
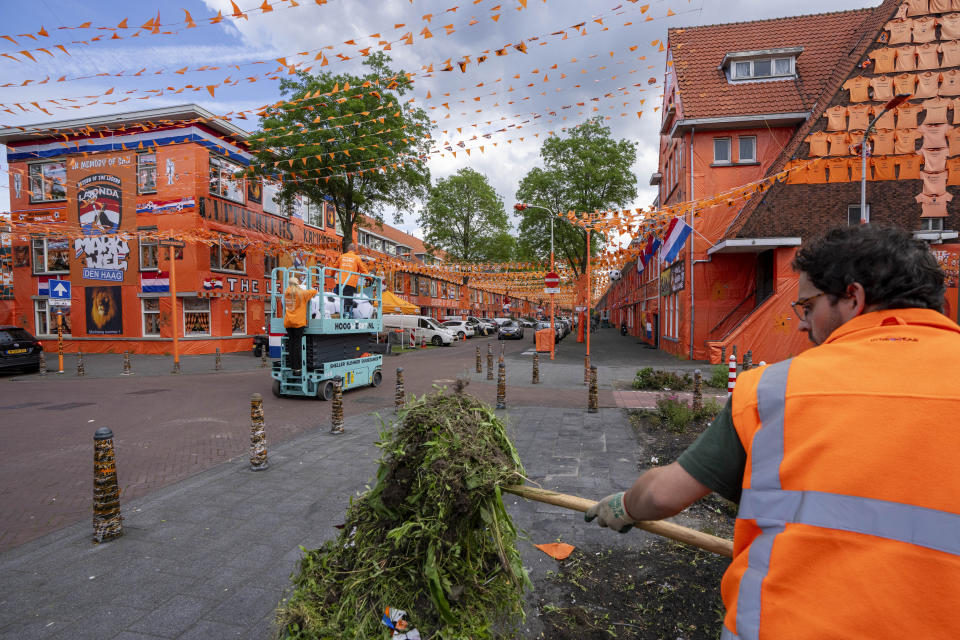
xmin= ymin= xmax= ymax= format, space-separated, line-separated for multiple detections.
xmin=141 ymin=271 xmax=170 ymax=293
xmin=660 ymin=217 xmax=692 ymax=264
xmin=638 ymin=234 xmax=661 ymax=272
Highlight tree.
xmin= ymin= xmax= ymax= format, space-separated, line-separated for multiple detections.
xmin=515 ymin=118 xmax=637 ymax=277
xmin=247 ymin=52 xmax=432 ymax=251
xmin=418 ymin=168 xmax=511 ymax=263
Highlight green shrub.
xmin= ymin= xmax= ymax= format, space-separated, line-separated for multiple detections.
xmin=656 ymin=396 xmax=725 ymax=433
xmin=707 ymin=364 xmax=729 ymax=389
xmin=633 ymin=367 xmax=693 ymax=391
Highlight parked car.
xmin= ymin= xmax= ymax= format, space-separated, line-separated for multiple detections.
xmin=533 ymin=320 xmax=562 ymax=341
xmin=492 ymin=317 xmax=513 ymax=328
xmin=0 ymin=326 xmax=42 ymax=373
xmin=442 ymin=320 xmax=475 ymax=341
xmin=468 ymin=316 xmax=496 ymax=335
xmin=518 ymin=318 xmax=536 ymax=328
xmin=497 ymin=320 xmax=524 ymax=340
xmin=382 ymin=314 xmax=454 ymax=346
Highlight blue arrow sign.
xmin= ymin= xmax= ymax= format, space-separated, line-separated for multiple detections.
xmin=48 ymin=279 xmax=71 ymax=300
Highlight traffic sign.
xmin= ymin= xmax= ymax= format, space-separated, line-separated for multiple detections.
xmin=48 ymin=279 xmax=71 ymax=306
xmin=544 ymin=272 xmax=560 ymax=287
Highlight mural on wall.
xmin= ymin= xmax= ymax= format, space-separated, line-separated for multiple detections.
xmin=247 ymin=178 xmax=262 ymax=204
xmin=85 ymin=286 xmax=123 ymax=334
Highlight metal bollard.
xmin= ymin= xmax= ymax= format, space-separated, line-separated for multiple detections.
xmin=500 ymin=340 xmax=505 ymax=360
xmin=720 ymin=345 xmax=726 ymax=364
xmin=395 ymin=367 xmax=405 ymax=412
xmin=693 ymin=369 xmax=703 ymax=413
xmin=732 ymin=344 xmax=738 ymax=363
xmin=486 ymin=344 xmax=494 ymax=380
xmin=584 ymin=354 xmax=590 ymax=385
xmin=215 ymin=347 xmax=222 ymax=371
xmin=39 ymin=351 xmax=47 ymax=376
xmin=727 ymin=355 xmax=738 ymax=397
xmin=330 ymin=377 xmax=344 ymax=434
xmin=260 ymin=348 xmax=268 ymax=368
xmin=122 ymin=351 xmax=132 ymax=376
xmin=249 ymin=393 xmax=268 ymax=470
xmin=532 ymin=350 xmax=540 ymax=384
xmin=496 ymin=360 xmax=506 ymax=409
xmin=77 ymin=350 xmax=85 ymax=377
xmin=587 ymin=365 xmax=599 ymax=413
xmin=172 ymin=358 xmax=181 ymax=375
xmin=743 ymin=350 xmax=752 ymax=371
xmin=93 ymin=428 xmax=122 ymax=543
xmin=475 ymin=345 xmax=482 ymax=373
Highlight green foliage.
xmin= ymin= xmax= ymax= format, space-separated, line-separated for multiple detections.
xmin=514 ymin=118 xmax=638 ymax=276
xmin=276 ymin=391 xmax=529 ymax=639
xmin=419 ymin=168 xmax=511 ymax=263
xmin=247 ymin=52 xmax=432 ymax=250
xmin=632 ymin=367 xmax=693 ymax=391
xmin=707 ymin=364 xmax=729 ymax=389
xmin=655 ymin=396 xmax=724 ymax=433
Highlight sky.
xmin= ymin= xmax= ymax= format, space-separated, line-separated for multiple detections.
xmin=0 ymin=0 xmax=879 ymax=244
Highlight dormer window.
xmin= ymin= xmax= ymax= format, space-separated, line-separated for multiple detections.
xmin=721 ymin=47 xmax=802 ymax=83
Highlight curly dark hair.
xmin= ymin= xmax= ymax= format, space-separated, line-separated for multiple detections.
xmin=792 ymin=224 xmax=945 ymax=312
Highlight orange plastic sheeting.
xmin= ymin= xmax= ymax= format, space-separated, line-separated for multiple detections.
xmin=535 ymin=328 xmax=554 ymax=352
xmin=692 ymin=253 xmax=760 ymax=361
xmin=534 ymin=542 xmax=576 ymax=560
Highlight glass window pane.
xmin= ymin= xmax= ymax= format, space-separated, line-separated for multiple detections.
xmin=48 ymin=239 xmax=69 ymax=272
xmin=739 ymin=137 xmax=756 ymax=162
xmin=184 ymin=297 xmax=209 ymax=311
xmin=140 ymin=242 xmax=158 ymax=270
xmin=714 ymin=138 xmax=731 ymax=163
xmin=45 ymin=162 xmax=66 ymax=200
xmin=144 ymin=298 xmax=160 ymax=311
xmin=775 ymin=58 xmax=792 ymax=75
xmin=734 ymin=61 xmax=751 ymax=78
xmin=753 ymin=59 xmax=771 ymax=77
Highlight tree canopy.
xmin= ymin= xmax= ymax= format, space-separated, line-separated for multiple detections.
xmin=515 ymin=118 xmax=637 ymax=277
xmin=418 ymin=168 xmax=512 ymax=263
xmin=247 ymin=52 xmax=432 ymax=251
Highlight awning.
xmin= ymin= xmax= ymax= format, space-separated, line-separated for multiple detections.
xmin=707 ymin=237 xmax=801 ymax=255
xmin=382 ymin=290 xmax=419 ymax=314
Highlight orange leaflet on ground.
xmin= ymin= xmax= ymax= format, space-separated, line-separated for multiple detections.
xmin=534 ymin=542 xmax=576 ymax=560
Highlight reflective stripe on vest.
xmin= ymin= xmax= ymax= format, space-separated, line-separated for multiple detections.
xmin=731 ymin=359 xmax=960 ymax=639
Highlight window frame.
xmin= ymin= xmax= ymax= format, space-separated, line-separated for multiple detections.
xmin=920 ymin=217 xmax=944 ymax=231
xmin=209 ymin=236 xmax=247 ymax=274
xmin=231 ymin=299 xmax=247 ymax=335
xmin=34 ymin=299 xmax=71 ymax=337
xmin=264 ymin=252 xmax=279 ymax=280
xmin=28 ymin=160 xmax=67 ymax=203
xmin=182 ymin=297 xmax=211 ymax=336
xmin=32 ymin=237 xmax=70 ymax=275
xmin=731 ymin=56 xmax=795 ymax=81
xmin=208 ymin=155 xmax=246 ymax=204
xmin=394 ymin=272 xmax=405 ymax=293
xmin=139 ymin=238 xmax=159 ymax=271
xmin=848 ymin=204 xmax=870 ymax=226
xmin=738 ymin=136 xmax=757 ymax=163
xmin=142 ymin=298 xmax=161 ymax=337
xmin=137 ymin=152 xmax=158 ymax=195
xmin=713 ymin=137 xmax=732 ymax=165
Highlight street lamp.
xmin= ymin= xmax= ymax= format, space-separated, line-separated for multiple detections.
xmin=860 ymin=93 xmax=912 ymax=224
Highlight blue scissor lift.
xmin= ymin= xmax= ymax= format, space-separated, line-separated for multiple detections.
xmin=269 ymin=266 xmax=384 ymax=399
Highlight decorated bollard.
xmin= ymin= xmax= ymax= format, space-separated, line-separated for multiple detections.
xmin=732 ymin=344 xmax=738 ymax=363
xmin=249 ymin=393 xmax=268 ymax=470
xmin=759 ymin=361 xmax=767 ymax=367
xmin=720 ymin=345 xmax=726 ymax=364
xmin=215 ymin=347 xmax=222 ymax=371
xmin=475 ymin=345 xmax=482 ymax=373
xmin=260 ymin=347 xmax=268 ymax=368
xmin=76 ymin=351 xmax=86 ymax=377
xmin=743 ymin=350 xmax=753 ymax=371
xmin=587 ymin=365 xmax=599 ymax=413
xmin=532 ymin=351 xmax=540 ymax=384
xmin=486 ymin=344 xmax=494 ymax=380
xmin=93 ymin=428 xmax=122 ymax=543
xmin=39 ymin=351 xmax=47 ymax=377
xmin=693 ymin=369 xmax=703 ymax=412
xmin=727 ymin=355 xmax=738 ymax=397
xmin=172 ymin=358 xmax=181 ymax=375
xmin=330 ymin=377 xmax=344 ymax=434
xmin=395 ymin=367 xmax=405 ymax=412
xmin=496 ymin=360 xmax=507 ymax=409
xmin=122 ymin=351 xmax=132 ymax=376
xmin=584 ymin=354 xmax=590 ymax=386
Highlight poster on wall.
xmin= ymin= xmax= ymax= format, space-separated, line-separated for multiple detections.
xmin=85 ymin=286 xmax=123 ymax=334
xmin=247 ymin=178 xmax=262 ymax=204
xmin=325 ymin=202 xmax=335 ymax=229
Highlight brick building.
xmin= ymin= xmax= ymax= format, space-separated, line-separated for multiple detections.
xmin=603 ymin=0 xmax=960 ymax=364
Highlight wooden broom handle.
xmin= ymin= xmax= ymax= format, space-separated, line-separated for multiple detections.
xmin=502 ymin=485 xmax=734 ymax=559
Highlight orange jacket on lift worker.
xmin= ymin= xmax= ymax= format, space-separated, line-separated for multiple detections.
xmin=282 ymin=274 xmax=317 ymax=374
xmin=584 ymin=225 xmax=960 ymax=639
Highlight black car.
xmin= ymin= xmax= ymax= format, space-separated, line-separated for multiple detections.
xmin=0 ymin=326 xmax=43 ymax=373
xmin=497 ymin=320 xmax=524 ymax=340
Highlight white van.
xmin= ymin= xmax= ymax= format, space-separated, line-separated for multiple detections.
xmin=383 ymin=314 xmax=454 ymax=346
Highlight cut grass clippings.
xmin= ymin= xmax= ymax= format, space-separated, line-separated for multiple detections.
xmin=276 ymin=390 xmax=530 ymax=639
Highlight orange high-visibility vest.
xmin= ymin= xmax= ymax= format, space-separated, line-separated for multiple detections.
xmin=337 ymin=252 xmax=368 ymax=288
xmin=723 ymin=308 xmax=960 ymax=640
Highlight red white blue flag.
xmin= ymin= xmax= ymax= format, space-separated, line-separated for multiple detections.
xmin=660 ymin=217 xmax=691 ymax=264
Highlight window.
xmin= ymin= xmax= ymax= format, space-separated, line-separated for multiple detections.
xmin=920 ymin=217 xmax=944 ymax=231
xmin=137 ymin=153 xmax=157 ymax=194
xmin=231 ymin=299 xmax=246 ymax=335
xmin=848 ymin=204 xmax=869 ymax=226
xmin=714 ymin=138 xmax=732 ymax=164
xmin=208 ymin=156 xmax=245 ymax=204
xmin=142 ymin=298 xmax=161 ymax=336
xmin=28 ymin=161 xmax=66 ymax=202
xmin=183 ymin=297 xmax=210 ymax=336
xmin=140 ymin=239 xmax=159 ymax=271
xmin=264 ymin=253 xmax=279 ymax=279
xmin=394 ymin=272 xmax=404 ymax=293
xmin=731 ymin=57 xmax=794 ymax=80
xmin=34 ymin=300 xmax=71 ymax=336
xmin=429 ymin=279 xmax=438 ymax=297
xmin=210 ymin=237 xmax=246 ymax=273
xmin=739 ymin=136 xmax=757 ymax=163
xmin=32 ymin=237 xmax=70 ymax=274
xmin=305 ymin=200 xmax=324 ymax=228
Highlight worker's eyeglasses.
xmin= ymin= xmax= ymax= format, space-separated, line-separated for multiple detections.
xmin=790 ymin=292 xmax=827 ymax=320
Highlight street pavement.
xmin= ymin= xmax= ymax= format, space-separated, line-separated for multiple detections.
xmin=0 ymin=328 xmax=725 ymax=639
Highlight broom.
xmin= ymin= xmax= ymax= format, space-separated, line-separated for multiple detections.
xmin=502 ymin=485 xmax=734 ymax=558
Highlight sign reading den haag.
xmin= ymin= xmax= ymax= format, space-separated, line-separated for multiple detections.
xmin=66 ymin=153 xmax=137 ymax=286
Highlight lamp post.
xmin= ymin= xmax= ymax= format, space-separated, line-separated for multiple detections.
xmin=860 ymin=93 xmax=912 ymax=224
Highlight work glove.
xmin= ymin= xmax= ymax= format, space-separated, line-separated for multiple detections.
xmin=584 ymin=492 xmax=635 ymax=533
